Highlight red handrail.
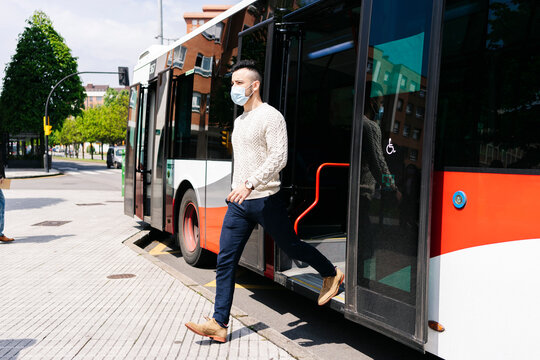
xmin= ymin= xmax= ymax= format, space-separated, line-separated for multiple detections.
xmin=293 ymin=162 xmax=350 ymax=234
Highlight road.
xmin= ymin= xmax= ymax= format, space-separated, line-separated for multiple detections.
xmin=10 ymin=157 xmax=122 ymax=191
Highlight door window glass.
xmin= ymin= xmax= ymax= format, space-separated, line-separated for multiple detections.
xmin=435 ymin=0 xmax=540 ymax=171
xmin=358 ymin=0 xmax=433 ymax=308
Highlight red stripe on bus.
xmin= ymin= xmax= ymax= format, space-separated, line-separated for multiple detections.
xmin=430 ymin=171 xmax=540 ymax=257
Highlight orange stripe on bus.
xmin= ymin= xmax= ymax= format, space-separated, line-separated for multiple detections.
xmin=199 ymin=206 xmax=228 ymax=254
xmin=431 ymin=171 xmax=540 ymax=257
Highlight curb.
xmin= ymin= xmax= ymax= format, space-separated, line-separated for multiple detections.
xmin=123 ymin=231 xmax=323 ymax=360
xmin=7 ymin=171 xmax=63 ymax=179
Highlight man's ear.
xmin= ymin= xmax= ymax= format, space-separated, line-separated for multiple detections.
xmin=252 ymin=80 xmax=261 ymax=92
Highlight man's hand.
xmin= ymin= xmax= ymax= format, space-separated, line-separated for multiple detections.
xmin=227 ymin=184 xmax=252 ymax=205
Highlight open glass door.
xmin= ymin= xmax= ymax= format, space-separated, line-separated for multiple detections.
xmin=134 ymin=81 xmax=154 ymax=221
xmin=150 ymin=69 xmax=173 ymax=230
xmin=345 ymin=0 xmax=442 ymax=350
xmin=124 ymin=84 xmax=140 ymax=217
xmin=236 ymin=19 xmax=275 ymax=275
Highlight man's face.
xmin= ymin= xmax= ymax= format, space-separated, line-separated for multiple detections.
xmin=231 ymin=68 xmax=258 ymax=96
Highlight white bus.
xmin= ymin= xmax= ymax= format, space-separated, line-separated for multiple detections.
xmin=124 ymin=0 xmax=540 ymax=358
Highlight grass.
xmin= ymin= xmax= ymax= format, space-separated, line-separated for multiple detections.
xmin=52 ymin=155 xmax=106 ymax=163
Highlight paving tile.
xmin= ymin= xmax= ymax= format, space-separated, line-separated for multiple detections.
xmin=0 ymin=189 xmax=296 ymax=359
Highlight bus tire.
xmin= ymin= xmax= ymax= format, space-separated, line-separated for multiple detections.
xmin=177 ymin=189 xmax=214 ymax=267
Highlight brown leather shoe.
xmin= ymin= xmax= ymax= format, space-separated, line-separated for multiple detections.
xmin=0 ymin=235 xmax=14 ymax=242
xmin=185 ymin=316 xmax=227 ymax=343
xmin=318 ymin=267 xmax=345 ymax=306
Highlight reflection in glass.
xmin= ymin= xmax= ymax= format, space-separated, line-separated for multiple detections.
xmin=436 ymin=0 xmax=540 ymax=171
xmin=358 ymin=0 xmax=433 ymax=306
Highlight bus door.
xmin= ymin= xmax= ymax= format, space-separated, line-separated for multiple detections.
xmin=134 ymin=81 xmax=152 ymax=221
xmin=344 ymin=0 xmax=442 ymax=350
xmin=269 ymin=0 xmax=361 ymax=305
xmin=124 ymin=84 xmax=141 ymax=217
xmin=236 ymin=19 xmax=276 ymax=275
xmin=148 ymin=68 xmax=173 ymax=230
xmin=165 ymin=70 xmax=195 ymax=234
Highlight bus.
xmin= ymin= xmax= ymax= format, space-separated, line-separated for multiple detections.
xmin=124 ymin=0 xmax=540 ymax=358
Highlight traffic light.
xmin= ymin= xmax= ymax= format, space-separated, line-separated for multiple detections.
xmin=43 ymin=116 xmax=52 ymax=135
xmin=118 ymin=66 xmax=130 ymax=86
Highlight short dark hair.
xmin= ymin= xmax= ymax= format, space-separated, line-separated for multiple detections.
xmin=231 ymin=59 xmax=262 ymax=83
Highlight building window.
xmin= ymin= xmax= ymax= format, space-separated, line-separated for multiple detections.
xmin=392 ymin=121 xmax=400 ymax=134
xmin=406 ymin=103 xmax=413 ymax=115
xmin=400 ymin=75 xmax=408 ymax=89
xmin=199 ymin=19 xmax=205 ymax=25
xmin=409 ymin=149 xmax=418 ymax=161
xmin=403 ymin=124 xmax=410 ymax=137
xmin=192 ymin=92 xmax=201 ymax=112
xmin=397 ymin=98 xmax=403 ymax=111
xmin=173 ymin=45 xmax=187 ymax=68
xmin=383 ymin=71 xmax=390 ymax=83
xmin=195 ymin=53 xmax=212 ymax=77
xmin=412 ymin=128 xmax=421 ymax=140
xmin=416 ymin=106 xmax=424 ymax=118
xmin=192 ymin=19 xmax=197 ymax=25
xmin=202 ymin=22 xmax=224 ymax=43
xmin=409 ymin=81 xmax=417 ymax=92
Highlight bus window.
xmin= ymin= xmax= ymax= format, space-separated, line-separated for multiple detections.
xmin=170 ymin=74 xmax=197 ymax=160
xmin=435 ymin=0 xmax=540 ymax=171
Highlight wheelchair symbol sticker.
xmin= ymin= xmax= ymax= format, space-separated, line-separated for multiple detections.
xmin=386 ymin=138 xmax=396 ymax=155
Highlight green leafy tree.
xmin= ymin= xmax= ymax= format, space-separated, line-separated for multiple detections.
xmin=60 ymin=116 xmax=84 ymax=158
xmin=77 ymin=88 xmax=128 ymax=159
xmin=101 ymin=88 xmax=129 ymax=145
xmin=81 ymin=107 xmax=100 ymax=159
xmin=0 ymin=11 xmax=85 ymax=135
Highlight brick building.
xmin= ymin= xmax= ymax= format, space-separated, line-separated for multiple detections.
xmin=183 ymin=5 xmax=232 ymax=33
xmin=84 ymin=84 xmax=128 ymax=109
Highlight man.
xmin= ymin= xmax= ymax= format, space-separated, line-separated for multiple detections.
xmin=0 ymin=142 xmax=14 ymax=243
xmin=185 ymin=60 xmax=344 ymax=343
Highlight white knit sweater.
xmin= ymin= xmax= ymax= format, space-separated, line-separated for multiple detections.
xmin=231 ymin=103 xmax=288 ymax=200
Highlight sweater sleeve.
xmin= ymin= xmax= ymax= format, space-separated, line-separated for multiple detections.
xmin=247 ymin=112 xmax=288 ymax=188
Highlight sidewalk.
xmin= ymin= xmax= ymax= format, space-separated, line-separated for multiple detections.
xmin=0 ymin=189 xmax=302 ymax=359
xmin=5 ymin=168 xmax=62 ymax=179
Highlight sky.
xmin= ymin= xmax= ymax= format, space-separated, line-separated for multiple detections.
xmin=0 ymin=0 xmax=242 ymax=90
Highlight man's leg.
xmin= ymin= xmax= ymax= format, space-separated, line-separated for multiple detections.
xmin=257 ymin=193 xmax=344 ymax=305
xmin=257 ymin=193 xmax=336 ymax=277
xmin=213 ymin=201 xmax=256 ymax=327
xmin=0 ymin=188 xmax=11 ymax=242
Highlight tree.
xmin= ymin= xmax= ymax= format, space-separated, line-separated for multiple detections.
xmin=0 ymin=11 xmax=85 ymax=135
xmin=78 ymin=88 xmax=129 ymax=159
xmin=81 ymin=107 xmax=100 ymax=159
xmin=101 ymin=88 xmax=129 ymax=145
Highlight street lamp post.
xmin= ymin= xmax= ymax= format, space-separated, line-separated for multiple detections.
xmin=43 ymin=68 xmax=129 ymax=172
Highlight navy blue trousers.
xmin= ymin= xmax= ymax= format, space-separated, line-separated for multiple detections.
xmin=213 ymin=192 xmax=336 ymax=327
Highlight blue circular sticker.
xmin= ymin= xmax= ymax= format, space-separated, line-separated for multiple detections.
xmin=453 ymin=191 xmax=467 ymax=209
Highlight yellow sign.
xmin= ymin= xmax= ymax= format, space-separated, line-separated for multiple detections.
xmin=44 ymin=125 xmax=52 ymax=135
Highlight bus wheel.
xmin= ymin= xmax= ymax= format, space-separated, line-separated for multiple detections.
xmin=177 ymin=189 xmax=214 ymax=267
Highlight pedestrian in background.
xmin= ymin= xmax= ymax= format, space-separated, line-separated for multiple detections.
xmin=0 ymin=143 xmax=14 ymax=243
xmin=185 ymin=60 xmax=344 ymax=343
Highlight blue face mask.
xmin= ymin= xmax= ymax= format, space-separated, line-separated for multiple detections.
xmin=230 ymin=83 xmax=254 ymax=106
